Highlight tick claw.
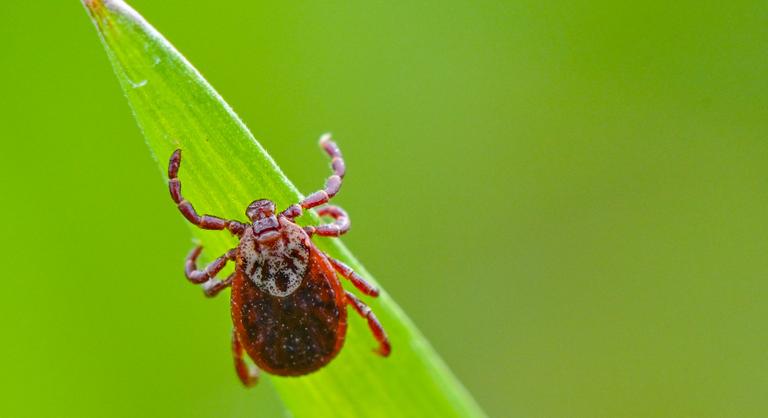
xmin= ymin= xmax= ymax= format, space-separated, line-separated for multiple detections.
xmin=375 ymin=344 xmax=391 ymax=357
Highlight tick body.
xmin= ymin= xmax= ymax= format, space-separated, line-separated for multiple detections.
xmin=168 ymin=134 xmax=389 ymax=385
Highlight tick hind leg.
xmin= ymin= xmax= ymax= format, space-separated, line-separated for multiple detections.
xmin=327 ymin=256 xmax=379 ymax=296
xmin=168 ymin=150 xmax=246 ymax=236
xmin=232 ymin=330 xmax=259 ymax=387
xmin=281 ymin=134 xmax=346 ymax=219
xmin=345 ymin=291 xmax=391 ymax=357
xmin=184 ymin=245 xmax=236 ymax=297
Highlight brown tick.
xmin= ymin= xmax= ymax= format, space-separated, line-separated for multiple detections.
xmin=167 ymin=134 xmax=390 ymax=385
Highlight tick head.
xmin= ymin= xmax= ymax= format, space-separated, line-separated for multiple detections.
xmin=246 ymin=199 xmax=275 ymax=221
xmin=247 ymin=199 xmax=280 ymax=243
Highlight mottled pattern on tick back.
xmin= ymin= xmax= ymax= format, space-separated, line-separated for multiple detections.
xmin=241 ymin=218 xmax=309 ymax=296
xmin=232 ymin=222 xmax=348 ymax=375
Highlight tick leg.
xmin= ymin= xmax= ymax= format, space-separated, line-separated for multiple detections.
xmin=304 ymin=205 xmax=351 ymax=238
xmin=168 ymin=149 xmax=246 ymax=236
xmin=184 ymin=245 xmax=236 ymax=284
xmin=327 ymin=257 xmax=379 ymax=296
xmin=345 ymin=291 xmax=391 ymax=357
xmin=232 ymin=330 xmax=259 ymax=387
xmin=203 ymin=272 xmax=234 ymax=298
xmin=281 ymin=134 xmax=346 ymax=218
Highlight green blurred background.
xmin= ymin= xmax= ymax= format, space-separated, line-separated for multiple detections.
xmin=1 ymin=1 xmax=767 ymax=417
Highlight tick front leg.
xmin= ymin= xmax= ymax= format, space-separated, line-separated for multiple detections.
xmin=168 ymin=150 xmax=246 ymax=236
xmin=327 ymin=256 xmax=379 ymax=296
xmin=283 ymin=134 xmax=346 ymax=215
xmin=184 ymin=245 xmax=236 ymax=285
xmin=304 ymin=205 xmax=351 ymax=238
xmin=232 ymin=330 xmax=259 ymax=387
xmin=345 ymin=291 xmax=391 ymax=357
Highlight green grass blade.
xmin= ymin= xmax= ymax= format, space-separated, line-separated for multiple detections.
xmin=81 ymin=1 xmax=485 ymax=417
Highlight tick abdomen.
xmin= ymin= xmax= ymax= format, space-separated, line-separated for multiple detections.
xmin=232 ymin=227 xmax=348 ymax=375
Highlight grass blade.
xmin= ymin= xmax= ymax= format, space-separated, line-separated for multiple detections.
xmin=82 ymin=1 xmax=485 ymax=416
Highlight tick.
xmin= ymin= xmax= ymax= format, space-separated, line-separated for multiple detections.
xmin=167 ymin=134 xmax=389 ymax=385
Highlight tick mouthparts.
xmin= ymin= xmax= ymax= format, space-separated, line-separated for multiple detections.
xmin=253 ymin=216 xmax=279 ymax=235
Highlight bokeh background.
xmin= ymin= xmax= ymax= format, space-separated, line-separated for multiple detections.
xmin=2 ymin=1 xmax=767 ymax=417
